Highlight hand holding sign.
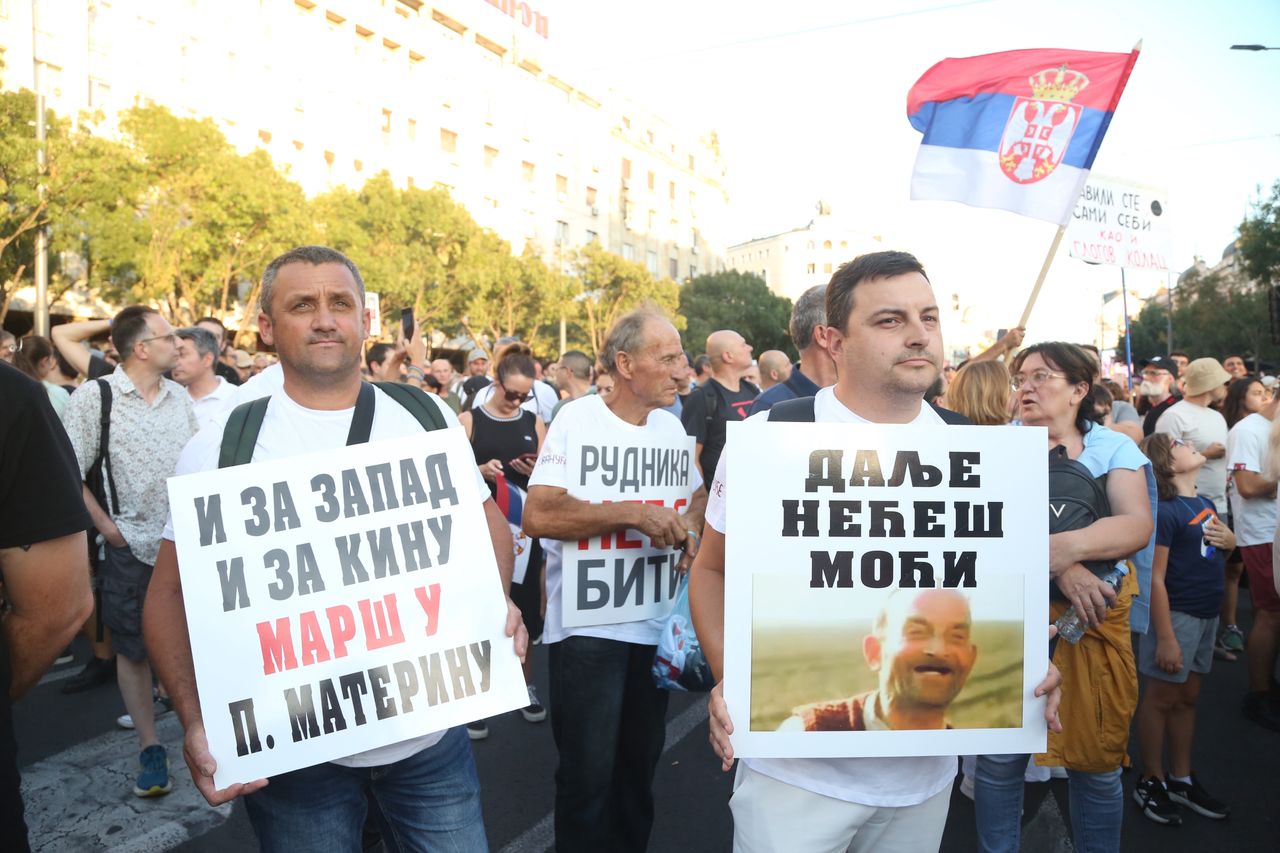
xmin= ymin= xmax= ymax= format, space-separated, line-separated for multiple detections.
xmin=184 ymin=718 xmax=269 ymax=806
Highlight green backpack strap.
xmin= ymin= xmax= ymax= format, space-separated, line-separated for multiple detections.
xmin=219 ymin=397 xmax=271 ymax=468
xmin=374 ymin=382 xmax=448 ymax=432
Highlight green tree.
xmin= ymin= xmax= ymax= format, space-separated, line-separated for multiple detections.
xmin=678 ymin=270 xmax=794 ymax=358
xmin=566 ymin=242 xmax=681 ymax=357
xmin=1238 ymin=180 xmax=1280 ymax=290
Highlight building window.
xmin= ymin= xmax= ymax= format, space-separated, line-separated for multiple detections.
xmin=484 ymin=146 xmax=498 ymax=168
xmin=647 ymin=251 xmax=659 ymax=275
xmin=258 ymin=129 xmax=273 ymax=144
xmin=522 ymin=160 xmax=535 ymax=182
xmin=621 ymin=158 xmax=631 ymax=180
xmin=823 ymin=262 xmax=833 ymax=274
xmin=555 ymin=174 xmax=568 ymax=196
xmin=647 ymin=170 xmax=655 ymax=191
xmin=585 ymin=186 xmax=597 ymax=206
xmin=688 ymin=154 xmax=695 ymax=170
xmin=381 ymin=108 xmax=392 ymax=133
xmin=669 ymin=180 xmax=676 ymax=201
xmin=586 ymin=229 xmax=598 ymax=243
xmin=840 ymin=240 xmax=848 ymax=249
xmin=689 ymin=189 xmax=696 ymax=208
xmin=555 ymin=220 xmax=569 ymax=244
xmin=823 ymin=240 xmax=832 ymax=250
xmin=647 ymin=210 xmax=656 ymax=230
xmin=622 ymin=243 xmax=635 ymax=260
xmin=806 ymin=263 xmax=816 ymax=274
xmin=622 ymin=115 xmax=631 ymax=129
xmin=439 ymin=128 xmax=457 ymax=153
xmin=354 ymin=159 xmax=363 ymax=172
xmin=324 ymin=150 xmax=335 ymax=165
xmin=669 ymin=258 xmax=678 ymax=279
xmin=407 ymin=118 xmax=417 ymax=141
xmin=806 ymin=241 xmax=815 ymax=250
xmin=689 ymin=265 xmax=698 ymax=278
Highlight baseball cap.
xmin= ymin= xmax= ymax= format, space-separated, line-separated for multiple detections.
xmin=1181 ymin=358 xmax=1231 ymax=397
xmin=1139 ymin=355 xmax=1179 ymax=377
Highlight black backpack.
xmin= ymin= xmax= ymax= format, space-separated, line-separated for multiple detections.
xmin=218 ymin=381 xmax=446 ymax=468
xmin=1047 ymin=443 xmax=1113 ymax=600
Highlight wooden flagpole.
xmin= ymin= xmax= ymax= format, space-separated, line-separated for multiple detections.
xmin=1017 ymin=224 xmax=1066 ymax=329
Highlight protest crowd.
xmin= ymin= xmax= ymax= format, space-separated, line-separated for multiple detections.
xmin=2 ymin=240 xmax=1279 ymax=853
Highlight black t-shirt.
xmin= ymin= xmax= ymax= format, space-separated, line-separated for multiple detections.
xmin=215 ymin=360 xmax=242 ymax=386
xmin=1143 ymin=395 xmax=1180 ymax=437
xmin=680 ymin=378 xmax=759 ymax=478
xmin=87 ymin=350 xmax=114 ymax=380
xmin=0 ymin=363 xmax=92 ymax=549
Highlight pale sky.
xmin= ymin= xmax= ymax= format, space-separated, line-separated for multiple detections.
xmin=539 ymin=0 xmax=1280 ymax=348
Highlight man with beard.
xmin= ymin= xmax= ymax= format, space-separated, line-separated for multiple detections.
xmin=1140 ymin=356 xmax=1181 ymax=437
xmin=780 ymin=590 xmax=978 ymax=732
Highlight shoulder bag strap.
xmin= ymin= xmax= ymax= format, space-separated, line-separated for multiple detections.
xmin=374 ymin=381 xmax=448 ymax=432
xmin=219 ymin=397 xmax=271 ymax=468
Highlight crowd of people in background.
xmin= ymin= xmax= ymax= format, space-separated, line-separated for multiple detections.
xmin=1 ymin=244 xmax=1279 ymax=853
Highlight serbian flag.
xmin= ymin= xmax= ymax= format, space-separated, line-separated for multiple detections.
xmin=907 ymin=46 xmax=1140 ymax=225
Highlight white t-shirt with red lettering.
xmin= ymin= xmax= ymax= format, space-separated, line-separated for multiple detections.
xmin=706 ymin=386 xmax=956 ymax=808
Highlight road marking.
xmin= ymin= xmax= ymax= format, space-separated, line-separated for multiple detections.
xmin=20 ymin=715 xmax=233 ymax=852
xmin=497 ymin=699 xmax=709 ymax=853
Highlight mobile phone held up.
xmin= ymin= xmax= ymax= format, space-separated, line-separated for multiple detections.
xmin=400 ymin=307 xmax=414 ymax=340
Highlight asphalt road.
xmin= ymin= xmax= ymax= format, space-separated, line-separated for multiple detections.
xmin=15 ymin=598 xmax=1280 ymax=852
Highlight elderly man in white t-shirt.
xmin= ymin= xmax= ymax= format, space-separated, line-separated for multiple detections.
xmin=1155 ymin=358 xmax=1231 ymax=514
xmin=143 ymin=246 xmax=526 ymax=851
xmin=689 ymin=251 xmax=1062 ymax=853
xmin=522 ymin=308 xmax=707 ymax=853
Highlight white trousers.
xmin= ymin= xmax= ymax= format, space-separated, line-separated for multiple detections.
xmin=728 ymin=763 xmax=953 ymax=853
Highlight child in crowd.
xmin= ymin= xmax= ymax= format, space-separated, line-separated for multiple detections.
xmin=1133 ymin=433 xmax=1234 ymax=825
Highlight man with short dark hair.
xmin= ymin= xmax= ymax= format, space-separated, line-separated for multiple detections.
xmin=681 ymin=330 xmax=757 ymax=479
xmin=172 ymin=327 xmax=237 ymax=428
xmin=365 ymin=341 xmax=399 ymax=381
xmin=62 ymin=304 xmax=196 ymax=798
xmin=1223 ymin=354 xmax=1248 ymax=380
xmin=144 ymin=245 xmax=525 ymax=850
xmin=194 ymin=317 xmax=243 ymax=387
xmin=690 ymin=251 xmax=1062 ymax=852
xmin=1168 ymin=351 xmax=1190 ymax=374
xmin=692 ymin=353 xmax=711 ymax=384
xmin=0 ymin=363 xmax=95 ymax=852
xmin=523 ymin=308 xmax=706 ymax=853
xmin=750 ymin=285 xmax=836 ymax=415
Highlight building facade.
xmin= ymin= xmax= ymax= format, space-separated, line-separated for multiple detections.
xmin=0 ymin=0 xmax=729 ymax=280
xmin=725 ymin=202 xmax=882 ymax=301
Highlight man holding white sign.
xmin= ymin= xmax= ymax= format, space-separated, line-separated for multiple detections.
xmin=144 ymin=246 xmax=528 ymax=852
xmin=689 ymin=252 xmax=1063 ymax=853
xmin=522 ymin=307 xmax=707 ymax=853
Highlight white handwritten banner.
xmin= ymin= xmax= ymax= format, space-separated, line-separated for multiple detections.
xmin=1067 ymin=176 xmax=1171 ymax=271
xmin=561 ymin=433 xmax=696 ymax=628
xmin=723 ymin=421 xmax=1049 ymax=759
xmin=168 ymin=431 xmax=529 ymax=788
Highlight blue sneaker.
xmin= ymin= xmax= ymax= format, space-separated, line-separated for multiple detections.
xmin=134 ymin=744 xmax=172 ymax=798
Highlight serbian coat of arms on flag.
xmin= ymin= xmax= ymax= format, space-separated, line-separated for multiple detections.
xmin=907 ymin=47 xmax=1139 ymax=224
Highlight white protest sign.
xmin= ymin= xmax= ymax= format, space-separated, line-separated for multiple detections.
xmin=722 ymin=421 xmax=1049 ymax=759
xmin=167 ymin=431 xmax=528 ymax=788
xmin=560 ymin=433 xmax=696 ymax=628
xmin=366 ymin=292 xmax=382 ymax=337
xmin=1067 ymin=176 xmax=1171 ymax=270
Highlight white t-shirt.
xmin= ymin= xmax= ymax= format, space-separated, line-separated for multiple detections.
xmin=189 ymin=376 xmax=238 ymax=429
xmin=1155 ymin=400 xmax=1229 ymax=514
xmin=705 ymin=386 xmax=956 ymax=808
xmin=529 ymin=394 xmax=702 ymax=646
xmin=163 ymin=384 xmax=488 ymax=769
xmin=469 ymin=379 xmax=558 ymax=424
xmin=1227 ymin=412 xmax=1277 ymax=546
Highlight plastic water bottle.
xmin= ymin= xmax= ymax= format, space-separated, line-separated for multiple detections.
xmin=1053 ymin=567 xmax=1127 ymax=644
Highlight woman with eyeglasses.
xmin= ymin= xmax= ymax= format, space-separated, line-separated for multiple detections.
xmin=974 ymin=342 xmax=1156 ymax=853
xmin=458 ymin=348 xmax=548 ymax=739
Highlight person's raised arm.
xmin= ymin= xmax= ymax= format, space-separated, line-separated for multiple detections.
xmin=1 ymin=532 xmax=93 ymax=699
xmin=51 ymin=319 xmax=110 ymax=378
xmin=970 ymin=326 xmax=1024 ymax=363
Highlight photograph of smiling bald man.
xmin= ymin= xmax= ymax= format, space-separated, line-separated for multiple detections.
xmin=750 ymin=582 xmax=1024 ymax=732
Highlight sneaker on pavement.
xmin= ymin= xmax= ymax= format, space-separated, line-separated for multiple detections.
xmin=1133 ymin=776 xmax=1182 ymax=826
xmin=1165 ymin=775 xmax=1229 ymax=819
xmin=60 ymin=657 xmax=115 ymax=694
xmin=54 ymin=648 xmax=74 ymax=665
xmin=117 ymin=697 xmax=175 ymax=730
xmin=466 ymin=720 xmax=489 ymax=740
xmin=521 ymin=685 xmax=547 ymax=723
xmin=1221 ymin=624 xmax=1245 ymax=653
xmin=1242 ymin=692 xmax=1280 ymax=732
xmin=134 ymin=744 xmax=173 ymax=798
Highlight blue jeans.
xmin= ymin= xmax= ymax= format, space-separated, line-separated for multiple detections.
xmin=243 ymin=727 xmax=487 ymax=853
xmin=974 ymin=753 xmax=1122 ymax=853
xmin=548 ymin=635 xmax=669 ymax=853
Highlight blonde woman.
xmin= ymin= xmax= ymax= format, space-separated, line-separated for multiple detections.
xmin=945 ymin=360 xmax=1011 ymax=425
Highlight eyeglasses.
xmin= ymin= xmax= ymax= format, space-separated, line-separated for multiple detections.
xmin=1011 ymin=369 xmax=1067 ymax=389
xmin=138 ymin=333 xmax=178 ymax=346
xmin=500 ymin=385 xmax=533 ymax=404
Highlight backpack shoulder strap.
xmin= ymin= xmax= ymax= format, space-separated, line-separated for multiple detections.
xmin=96 ymin=379 xmax=120 ymax=514
xmin=767 ymin=396 xmax=817 ymax=422
xmin=375 ymin=381 xmax=448 ymax=432
xmin=930 ymin=402 xmax=972 ymax=425
xmin=219 ymin=397 xmax=271 ymax=468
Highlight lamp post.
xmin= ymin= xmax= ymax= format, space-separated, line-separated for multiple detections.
xmin=1230 ymin=44 xmax=1279 ymax=51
